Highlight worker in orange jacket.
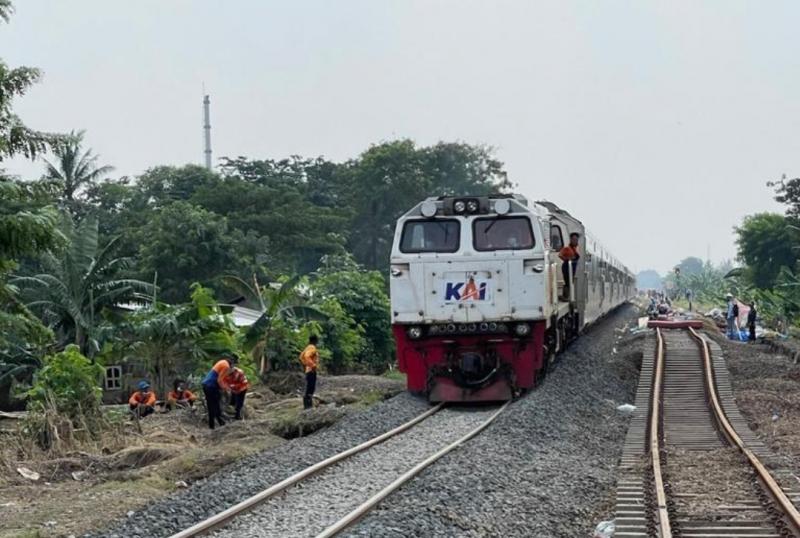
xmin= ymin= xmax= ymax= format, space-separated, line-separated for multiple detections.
xmin=129 ymin=380 xmax=156 ymax=418
xmin=226 ymin=367 xmax=249 ymax=420
xmin=167 ymin=379 xmax=197 ymax=410
xmin=201 ymin=354 xmax=236 ymax=429
xmin=299 ymin=335 xmax=320 ymax=410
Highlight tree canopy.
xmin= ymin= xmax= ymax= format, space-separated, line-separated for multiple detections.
xmin=735 ymin=213 xmax=799 ymax=289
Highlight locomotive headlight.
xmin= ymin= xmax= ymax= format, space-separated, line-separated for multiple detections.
xmin=466 ymin=199 xmax=479 ymax=213
xmin=453 ymin=200 xmax=466 ymax=213
xmin=515 ymin=323 xmax=531 ymax=337
xmin=421 ymin=200 xmax=438 ymax=217
xmin=494 ymin=198 xmax=511 ymax=215
xmin=407 ymin=326 xmax=423 ymax=339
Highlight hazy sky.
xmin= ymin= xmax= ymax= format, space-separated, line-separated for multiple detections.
xmin=2 ymin=1 xmax=796 ymax=274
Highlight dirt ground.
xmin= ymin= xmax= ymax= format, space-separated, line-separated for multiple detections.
xmin=709 ymin=333 xmax=800 ymax=474
xmin=0 ymin=374 xmax=404 ymax=538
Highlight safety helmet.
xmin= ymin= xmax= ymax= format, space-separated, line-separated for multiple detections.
xmin=138 ymin=380 xmax=151 ymax=391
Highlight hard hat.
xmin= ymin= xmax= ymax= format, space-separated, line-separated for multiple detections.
xmin=138 ymin=380 xmax=151 ymax=390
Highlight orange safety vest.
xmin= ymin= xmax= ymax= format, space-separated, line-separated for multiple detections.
xmin=227 ymin=369 xmax=249 ymax=394
xmin=299 ymin=344 xmax=319 ymax=373
xmin=129 ymin=390 xmax=156 ymax=407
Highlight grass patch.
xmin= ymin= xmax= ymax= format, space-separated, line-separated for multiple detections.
xmin=382 ymin=369 xmax=406 ymax=382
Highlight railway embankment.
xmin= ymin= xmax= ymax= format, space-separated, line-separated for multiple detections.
xmin=0 ymin=376 xmax=405 ymax=538
xmin=717 ymin=334 xmax=800 ymax=475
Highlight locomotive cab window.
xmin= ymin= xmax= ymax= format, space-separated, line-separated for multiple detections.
xmin=473 ymin=217 xmax=534 ymax=251
xmin=550 ymin=225 xmax=564 ymax=251
xmin=400 ymin=219 xmax=460 ymax=253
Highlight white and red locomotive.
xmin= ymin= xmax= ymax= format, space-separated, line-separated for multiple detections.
xmin=389 ymin=194 xmax=635 ymax=402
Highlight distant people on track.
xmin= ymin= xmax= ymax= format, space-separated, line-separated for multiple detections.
xmin=299 ymin=335 xmax=321 ymax=410
xmin=227 ymin=367 xmax=249 ymax=420
xmin=129 ymin=380 xmax=156 ymax=418
xmin=685 ymin=289 xmax=693 ymax=312
xmin=202 ymin=354 xmax=237 ymax=429
xmin=747 ymin=302 xmax=757 ymax=342
xmin=726 ymin=294 xmax=740 ymax=339
xmin=559 ymin=232 xmax=580 ymax=301
xmin=167 ymin=379 xmax=197 ymax=410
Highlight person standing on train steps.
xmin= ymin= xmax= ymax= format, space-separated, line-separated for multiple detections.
xmin=299 ymin=335 xmax=320 ymax=410
xmin=559 ymin=232 xmax=580 ymax=301
xmin=202 ymin=354 xmax=236 ymax=429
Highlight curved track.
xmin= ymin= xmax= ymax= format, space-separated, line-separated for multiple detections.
xmin=616 ymin=327 xmax=800 ymax=537
xmin=170 ymin=402 xmax=507 ymax=538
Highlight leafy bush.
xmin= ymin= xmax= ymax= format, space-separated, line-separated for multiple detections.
xmin=25 ymin=345 xmax=104 ymax=450
xmin=312 ymin=255 xmax=393 ymax=372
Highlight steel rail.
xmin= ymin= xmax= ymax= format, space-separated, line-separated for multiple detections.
xmin=651 ymin=328 xmax=673 ymax=538
xmin=314 ymin=401 xmax=510 ymax=538
xmin=169 ymin=402 xmax=445 ymax=538
xmin=688 ymin=327 xmax=800 ymax=535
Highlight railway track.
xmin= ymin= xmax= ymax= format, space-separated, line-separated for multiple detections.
xmin=615 ymin=327 xmax=800 ymax=537
xmin=169 ymin=401 xmax=507 ymax=538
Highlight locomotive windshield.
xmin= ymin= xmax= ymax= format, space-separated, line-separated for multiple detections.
xmin=473 ymin=216 xmax=534 ymax=251
xmin=400 ymin=219 xmax=460 ymax=253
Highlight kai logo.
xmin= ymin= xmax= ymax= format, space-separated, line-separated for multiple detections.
xmin=444 ymin=277 xmax=489 ymax=302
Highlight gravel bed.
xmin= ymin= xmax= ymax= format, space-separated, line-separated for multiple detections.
xmin=86 ymin=392 xmax=430 ymax=538
xmin=665 ymin=447 xmax=764 ymax=521
xmin=344 ymin=304 xmax=642 ymax=538
xmin=213 ymin=406 xmax=500 ymax=537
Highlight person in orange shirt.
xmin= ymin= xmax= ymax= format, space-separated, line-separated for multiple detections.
xmin=129 ymin=380 xmax=156 ymax=418
xmin=167 ymin=379 xmax=197 ymax=410
xmin=558 ymin=232 xmax=581 ymax=301
xmin=299 ymin=335 xmax=320 ymax=410
xmin=226 ymin=368 xmax=249 ymax=420
xmin=201 ymin=354 xmax=236 ymax=429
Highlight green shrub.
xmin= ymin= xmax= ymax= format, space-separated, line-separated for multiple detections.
xmin=24 ymin=345 xmax=104 ymax=450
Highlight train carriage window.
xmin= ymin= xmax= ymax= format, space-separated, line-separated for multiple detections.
xmin=400 ymin=219 xmax=460 ymax=253
xmin=473 ymin=217 xmax=535 ymax=251
xmin=550 ymin=225 xmax=564 ymax=251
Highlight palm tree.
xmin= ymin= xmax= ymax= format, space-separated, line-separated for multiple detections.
xmin=42 ymin=130 xmax=114 ymax=202
xmin=223 ymin=275 xmax=325 ymax=375
xmin=13 ymin=215 xmax=153 ymax=355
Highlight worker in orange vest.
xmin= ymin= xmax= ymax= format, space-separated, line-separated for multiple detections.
xmin=226 ymin=367 xmax=249 ymax=420
xmin=167 ymin=379 xmax=197 ymax=410
xmin=202 ymin=354 xmax=236 ymax=429
xmin=129 ymin=380 xmax=156 ymax=418
xmin=299 ymin=335 xmax=320 ymax=410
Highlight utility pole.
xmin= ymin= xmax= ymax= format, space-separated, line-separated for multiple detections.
xmin=203 ymin=94 xmax=212 ymax=169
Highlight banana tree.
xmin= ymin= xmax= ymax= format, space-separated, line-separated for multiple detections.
xmin=223 ymin=275 xmax=325 ymax=375
xmin=13 ymin=215 xmax=154 ymax=355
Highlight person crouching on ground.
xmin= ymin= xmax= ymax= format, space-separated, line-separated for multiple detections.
xmin=202 ymin=354 xmax=236 ymax=429
xmin=129 ymin=380 xmax=156 ymax=418
xmin=226 ymin=367 xmax=249 ymax=420
xmin=299 ymin=335 xmax=320 ymax=410
xmin=167 ymin=379 xmax=197 ymax=410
